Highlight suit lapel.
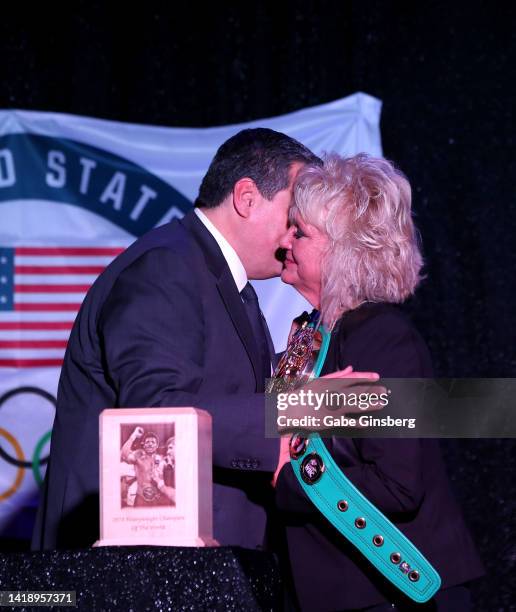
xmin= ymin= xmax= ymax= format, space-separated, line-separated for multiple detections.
xmin=216 ymin=267 xmax=263 ymax=390
xmin=180 ymin=211 xmax=263 ymax=390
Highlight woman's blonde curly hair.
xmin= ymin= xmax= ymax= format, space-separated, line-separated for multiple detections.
xmin=291 ymin=153 xmax=424 ymax=329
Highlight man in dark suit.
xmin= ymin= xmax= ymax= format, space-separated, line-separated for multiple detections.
xmin=32 ymin=128 xmax=321 ymax=550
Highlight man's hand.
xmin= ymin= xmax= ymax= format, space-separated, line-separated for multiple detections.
xmin=122 ymin=427 xmax=144 ymax=463
xmin=276 ymin=366 xmax=386 ymax=433
xmin=320 ymin=364 xmax=379 ymax=381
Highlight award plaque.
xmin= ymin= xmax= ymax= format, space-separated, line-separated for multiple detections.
xmin=95 ymin=407 xmax=218 ymax=547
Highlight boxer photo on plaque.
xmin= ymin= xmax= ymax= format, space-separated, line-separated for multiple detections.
xmin=120 ymin=424 xmax=176 ymax=509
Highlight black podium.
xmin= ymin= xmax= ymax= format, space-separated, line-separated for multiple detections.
xmin=0 ymin=546 xmax=283 ymax=611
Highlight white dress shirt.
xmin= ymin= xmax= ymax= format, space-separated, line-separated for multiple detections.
xmin=194 ymin=208 xmax=247 ymax=292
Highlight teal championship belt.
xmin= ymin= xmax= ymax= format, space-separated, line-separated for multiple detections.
xmin=274 ymin=311 xmax=441 ymax=604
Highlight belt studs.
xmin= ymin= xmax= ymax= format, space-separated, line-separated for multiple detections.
xmin=289 ymin=434 xmax=308 ymax=460
xmin=300 ymin=453 xmax=325 ymax=484
xmin=390 ymin=552 xmax=401 ymax=564
xmin=408 ymin=570 xmax=420 ymax=582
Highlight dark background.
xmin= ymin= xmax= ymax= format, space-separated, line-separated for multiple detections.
xmin=1 ymin=1 xmax=515 ymax=609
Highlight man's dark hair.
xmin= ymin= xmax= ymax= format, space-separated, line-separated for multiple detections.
xmin=195 ymin=128 xmax=321 ymax=208
xmin=142 ymin=432 xmax=159 ymax=444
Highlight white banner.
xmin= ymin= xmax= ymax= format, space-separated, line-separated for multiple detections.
xmin=0 ymin=92 xmax=382 ymax=538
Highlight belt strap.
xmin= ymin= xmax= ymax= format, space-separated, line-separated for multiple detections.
xmin=286 ymin=318 xmax=441 ymax=603
xmin=289 ymin=432 xmax=441 ymax=603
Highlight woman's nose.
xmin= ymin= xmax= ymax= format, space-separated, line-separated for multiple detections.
xmin=279 ymin=225 xmax=295 ymax=249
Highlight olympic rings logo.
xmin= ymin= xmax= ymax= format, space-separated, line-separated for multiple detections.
xmin=0 ymin=386 xmax=55 ymax=499
xmin=0 ymin=428 xmax=24 ymax=502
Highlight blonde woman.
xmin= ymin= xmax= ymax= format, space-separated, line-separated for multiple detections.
xmin=275 ymin=154 xmax=484 ymax=611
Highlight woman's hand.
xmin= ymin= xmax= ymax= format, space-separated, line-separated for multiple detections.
xmin=272 ymin=435 xmax=291 ymax=488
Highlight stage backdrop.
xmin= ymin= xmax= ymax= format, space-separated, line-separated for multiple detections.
xmin=0 ymin=92 xmax=382 ymax=539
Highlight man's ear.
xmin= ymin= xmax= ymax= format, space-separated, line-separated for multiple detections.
xmin=232 ymin=177 xmax=259 ymax=218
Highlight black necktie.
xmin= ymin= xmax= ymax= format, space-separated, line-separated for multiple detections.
xmin=240 ymin=282 xmax=274 ymax=384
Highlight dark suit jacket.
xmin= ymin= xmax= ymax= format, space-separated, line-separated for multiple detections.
xmin=32 ymin=211 xmax=279 ymax=550
xmin=276 ymin=303 xmax=484 ymax=610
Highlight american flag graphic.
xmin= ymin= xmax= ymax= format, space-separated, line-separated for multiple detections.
xmin=0 ymin=246 xmax=125 ymax=368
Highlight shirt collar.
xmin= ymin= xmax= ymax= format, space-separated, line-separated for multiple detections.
xmin=194 ymin=208 xmax=248 ymax=292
